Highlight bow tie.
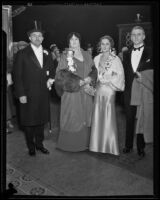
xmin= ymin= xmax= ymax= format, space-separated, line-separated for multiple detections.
xmin=132 ymin=45 xmax=144 ymax=51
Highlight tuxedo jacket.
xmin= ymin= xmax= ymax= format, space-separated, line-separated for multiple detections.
xmin=13 ymin=44 xmax=55 ymax=126
xmin=123 ymin=46 xmax=153 ymax=105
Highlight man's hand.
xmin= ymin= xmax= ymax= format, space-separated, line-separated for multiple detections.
xmin=19 ymin=96 xmax=27 ymax=104
xmin=47 ymin=78 xmax=55 ymax=90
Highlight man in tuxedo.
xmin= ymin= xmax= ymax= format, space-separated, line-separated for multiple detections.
xmin=13 ymin=21 xmax=55 ymax=156
xmin=122 ymin=26 xmax=153 ymax=158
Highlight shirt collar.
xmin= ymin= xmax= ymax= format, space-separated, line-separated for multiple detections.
xmin=132 ymin=44 xmax=144 ymax=52
xmin=31 ymin=43 xmax=42 ymax=52
xmin=133 ymin=43 xmax=144 ymax=48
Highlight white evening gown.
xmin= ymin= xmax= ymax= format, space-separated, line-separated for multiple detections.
xmin=89 ymin=54 xmax=125 ymax=155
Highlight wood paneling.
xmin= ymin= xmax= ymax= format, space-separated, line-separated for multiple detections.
xmin=2 ymin=5 xmax=13 ymax=67
xmin=117 ymin=22 xmax=152 ymax=52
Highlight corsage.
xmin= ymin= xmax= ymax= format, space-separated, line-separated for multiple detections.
xmin=66 ymin=49 xmax=77 ymax=73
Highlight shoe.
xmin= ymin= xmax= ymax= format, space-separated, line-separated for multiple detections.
xmin=138 ymin=149 xmax=145 ymax=158
xmin=28 ymin=150 xmax=36 ymax=156
xmin=36 ymin=147 xmax=50 ymax=154
xmin=123 ymin=147 xmax=133 ymax=154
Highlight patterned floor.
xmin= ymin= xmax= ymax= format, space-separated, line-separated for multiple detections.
xmin=5 ymin=103 xmax=153 ymax=196
xmin=6 ymin=164 xmax=58 ymax=196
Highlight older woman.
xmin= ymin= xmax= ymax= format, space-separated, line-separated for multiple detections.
xmin=55 ymin=32 xmax=97 ymax=152
xmin=89 ymin=35 xmax=125 ymax=155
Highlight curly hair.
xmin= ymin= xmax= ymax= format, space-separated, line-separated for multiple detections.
xmin=67 ymin=32 xmax=81 ymax=46
xmin=97 ymin=35 xmax=114 ymax=53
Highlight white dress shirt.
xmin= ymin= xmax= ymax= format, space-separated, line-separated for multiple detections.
xmin=131 ymin=46 xmax=144 ymax=72
xmin=31 ymin=44 xmax=43 ymax=68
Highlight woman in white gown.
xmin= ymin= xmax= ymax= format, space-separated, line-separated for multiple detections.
xmin=89 ymin=35 xmax=125 ymax=155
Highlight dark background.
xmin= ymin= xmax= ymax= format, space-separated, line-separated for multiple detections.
xmin=2 ymin=1 xmax=160 ymax=197
xmin=11 ymin=2 xmax=153 ymax=52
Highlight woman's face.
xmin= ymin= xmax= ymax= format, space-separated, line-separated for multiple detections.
xmin=100 ymin=38 xmax=111 ymax=53
xmin=87 ymin=48 xmax=93 ymax=55
xmin=54 ymin=49 xmax=60 ymax=57
xmin=69 ymin=35 xmax=80 ymax=49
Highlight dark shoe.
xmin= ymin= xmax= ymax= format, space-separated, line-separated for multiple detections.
xmin=28 ymin=150 xmax=36 ymax=156
xmin=123 ymin=147 xmax=133 ymax=154
xmin=138 ymin=149 xmax=145 ymax=158
xmin=36 ymin=147 xmax=50 ymax=154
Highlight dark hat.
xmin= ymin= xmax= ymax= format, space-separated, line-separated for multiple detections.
xmin=50 ymin=43 xmax=57 ymax=50
xmin=27 ymin=20 xmax=45 ymax=36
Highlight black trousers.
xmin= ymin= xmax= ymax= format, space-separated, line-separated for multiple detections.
xmin=137 ymin=133 xmax=145 ymax=151
xmin=124 ymin=103 xmax=136 ymax=149
xmin=23 ymin=125 xmax=44 ymax=151
xmin=124 ymin=103 xmax=145 ymax=151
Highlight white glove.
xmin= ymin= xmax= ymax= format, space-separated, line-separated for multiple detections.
xmin=19 ymin=96 xmax=27 ymax=104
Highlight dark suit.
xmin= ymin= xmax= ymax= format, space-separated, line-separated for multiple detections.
xmin=50 ymin=58 xmax=61 ymax=103
xmin=13 ymin=44 xmax=55 ymax=151
xmin=123 ymin=46 xmax=152 ymax=150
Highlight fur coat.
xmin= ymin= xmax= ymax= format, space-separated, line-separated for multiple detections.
xmin=55 ymin=64 xmax=97 ymax=96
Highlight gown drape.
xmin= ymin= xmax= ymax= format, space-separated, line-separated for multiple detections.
xmin=56 ymin=49 xmax=94 ymax=152
xmin=89 ymin=54 xmax=125 ymax=155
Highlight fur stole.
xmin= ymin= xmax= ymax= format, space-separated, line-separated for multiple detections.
xmin=54 ymin=65 xmax=97 ymax=97
xmin=54 ymin=69 xmax=82 ymax=96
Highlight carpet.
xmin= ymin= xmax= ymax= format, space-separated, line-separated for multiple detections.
xmin=6 ymin=163 xmax=59 ymax=196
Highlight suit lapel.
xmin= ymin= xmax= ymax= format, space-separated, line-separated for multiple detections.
xmin=128 ymin=49 xmax=134 ymax=73
xmin=43 ymin=51 xmax=47 ymax=68
xmin=28 ymin=45 xmax=42 ymax=69
xmin=136 ymin=47 xmax=148 ymax=71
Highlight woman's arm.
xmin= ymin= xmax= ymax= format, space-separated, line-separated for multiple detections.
xmin=84 ymin=53 xmax=98 ymax=86
xmin=109 ymin=56 xmax=125 ymax=91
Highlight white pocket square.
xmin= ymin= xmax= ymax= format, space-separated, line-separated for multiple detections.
xmin=146 ymin=59 xmax=150 ymax=63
